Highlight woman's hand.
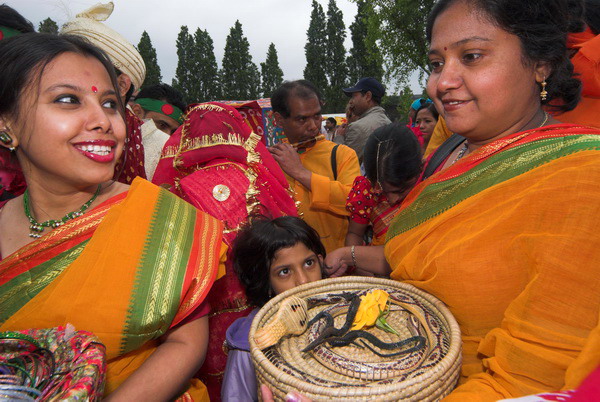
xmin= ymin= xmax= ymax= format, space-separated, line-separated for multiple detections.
xmin=325 ymin=246 xmax=391 ymax=278
xmin=324 ymin=247 xmax=351 ymax=277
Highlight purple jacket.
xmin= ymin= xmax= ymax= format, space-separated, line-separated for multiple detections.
xmin=221 ymin=308 xmax=259 ymax=401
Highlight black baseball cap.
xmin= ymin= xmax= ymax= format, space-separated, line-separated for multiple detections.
xmin=343 ymin=77 xmax=385 ymax=98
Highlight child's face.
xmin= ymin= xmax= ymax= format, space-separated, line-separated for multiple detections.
xmin=270 ymin=242 xmax=323 ymax=295
xmin=379 ymin=181 xmax=413 ymax=206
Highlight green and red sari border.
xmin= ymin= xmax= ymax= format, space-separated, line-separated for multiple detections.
xmin=387 ymin=128 xmax=600 ymax=240
xmin=120 ymin=188 xmax=199 ymax=354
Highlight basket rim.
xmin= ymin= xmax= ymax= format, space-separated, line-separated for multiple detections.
xmin=249 ymin=276 xmax=462 ymax=398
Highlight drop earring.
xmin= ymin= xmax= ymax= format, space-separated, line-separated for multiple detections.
xmin=540 ymin=79 xmax=548 ymax=101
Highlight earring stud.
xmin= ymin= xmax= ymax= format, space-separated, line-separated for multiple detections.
xmin=0 ymin=131 xmax=11 ymax=145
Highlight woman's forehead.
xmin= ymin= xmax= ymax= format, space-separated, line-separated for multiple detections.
xmin=430 ymin=1 xmax=500 ymax=48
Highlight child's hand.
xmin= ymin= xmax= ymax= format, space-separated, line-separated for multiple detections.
xmin=324 ymin=247 xmax=350 ymax=277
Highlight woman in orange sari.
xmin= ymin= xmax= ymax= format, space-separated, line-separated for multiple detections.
xmin=0 ymin=34 xmax=224 ymax=400
xmin=326 ymin=0 xmax=600 ymax=400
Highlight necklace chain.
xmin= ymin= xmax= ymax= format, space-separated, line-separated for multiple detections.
xmin=451 ymin=142 xmax=469 ymax=165
xmin=452 ymin=112 xmax=549 ymax=166
xmin=24 ymin=185 xmax=102 ymax=238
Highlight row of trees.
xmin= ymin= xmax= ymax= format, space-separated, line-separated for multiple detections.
xmin=141 ymin=0 xmax=391 ymax=112
xmin=35 ymin=0 xmax=433 ymax=116
xmin=140 ymin=21 xmax=282 ymax=104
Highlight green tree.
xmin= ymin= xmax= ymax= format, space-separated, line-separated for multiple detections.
xmin=303 ymin=1 xmax=328 ymax=96
xmin=260 ymin=43 xmax=284 ymax=98
xmin=221 ymin=20 xmax=260 ymax=100
xmin=137 ymin=31 xmax=162 ymax=88
xmin=359 ymin=0 xmax=434 ymax=86
xmin=324 ymin=0 xmax=349 ymax=113
xmin=38 ymin=18 xmax=58 ymax=34
xmin=188 ymin=28 xmax=220 ymax=102
xmin=346 ymin=0 xmax=384 ymax=85
xmin=172 ymin=26 xmax=194 ymax=101
xmin=395 ymin=86 xmax=415 ymax=123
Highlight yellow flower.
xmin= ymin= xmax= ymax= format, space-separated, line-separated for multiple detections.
xmin=351 ymin=289 xmax=389 ymax=331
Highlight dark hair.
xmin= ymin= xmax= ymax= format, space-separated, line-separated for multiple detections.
xmin=271 ymin=80 xmax=323 ymax=118
xmin=584 ymin=0 xmax=600 ymax=34
xmin=326 ymin=117 xmax=337 ymax=126
xmin=0 ymin=33 xmax=125 ymax=121
xmin=565 ymin=0 xmax=586 ymax=33
xmin=233 ymin=216 xmax=326 ymax=307
xmin=363 ymin=90 xmax=383 ymax=105
xmin=426 ymin=0 xmax=581 ymax=113
xmin=136 ymin=83 xmax=187 ymax=112
xmin=415 ymin=102 xmax=439 ymax=121
xmin=0 ymin=4 xmax=34 ymax=34
xmin=363 ymin=123 xmax=423 ymax=191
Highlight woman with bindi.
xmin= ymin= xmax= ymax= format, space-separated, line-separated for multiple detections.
xmin=0 ymin=33 xmax=225 ymax=400
xmin=326 ymin=0 xmax=600 ymax=399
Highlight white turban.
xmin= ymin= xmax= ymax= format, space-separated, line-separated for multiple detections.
xmin=61 ymin=2 xmax=146 ymax=90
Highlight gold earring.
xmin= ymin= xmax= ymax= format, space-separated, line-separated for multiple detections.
xmin=540 ymin=80 xmax=548 ymax=101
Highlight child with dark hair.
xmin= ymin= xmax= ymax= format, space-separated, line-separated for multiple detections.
xmin=345 ymin=123 xmax=423 ymax=248
xmin=222 ymin=216 xmax=326 ymax=401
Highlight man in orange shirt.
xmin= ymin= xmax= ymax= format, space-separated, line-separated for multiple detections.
xmin=269 ymin=80 xmax=360 ymax=253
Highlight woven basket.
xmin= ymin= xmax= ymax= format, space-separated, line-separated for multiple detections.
xmin=249 ymin=276 xmax=461 ymax=401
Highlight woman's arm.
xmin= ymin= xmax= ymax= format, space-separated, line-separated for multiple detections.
xmin=105 ymin=316 xmax=209 ymax=401
xmin=325 ymin=245 xmax=390 ymax=277
xmin=345 ymin=220 xmax=367 ymax=246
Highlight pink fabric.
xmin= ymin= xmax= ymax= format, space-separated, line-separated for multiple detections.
xmin=0 ymin=148 xmax=26 ymax=200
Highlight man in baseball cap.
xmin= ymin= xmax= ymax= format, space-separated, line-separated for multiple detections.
xmin=342 ymin=77 xmax=391 ymax=163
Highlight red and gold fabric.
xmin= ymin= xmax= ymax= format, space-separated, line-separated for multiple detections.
xmin=152 ymin=102 xmax=297 ymax=401
xmin=346 ymin=175 xmax=401 ymax=246
xmin=386 ymin=124 xmax=600 ymax=400
xmin=0 ymin=178 xmax=226 ymax=400
xmin=114 ymin=108 xmax=147 ymax=184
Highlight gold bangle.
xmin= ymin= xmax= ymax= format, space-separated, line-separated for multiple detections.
xmin=351 ymin=245 xmax=358 ymax=267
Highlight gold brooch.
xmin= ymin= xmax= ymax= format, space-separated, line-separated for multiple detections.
xmin=212 ymin=184 xmax=231 ymax=201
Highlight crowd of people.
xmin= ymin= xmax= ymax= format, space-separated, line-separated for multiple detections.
xmin=0 ymin=0 xmax=599 ymax=400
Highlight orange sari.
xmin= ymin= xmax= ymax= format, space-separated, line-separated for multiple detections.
xmin=386 ymin=124 xmax=600 ymax=400
xmin=0 ymin=178 xmax=226 ymax=400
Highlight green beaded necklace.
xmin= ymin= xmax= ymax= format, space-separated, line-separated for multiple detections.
xmin=24 ymin=184 xmax=102 ymax=238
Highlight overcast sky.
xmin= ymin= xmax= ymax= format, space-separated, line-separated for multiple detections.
xmin=7 ymin=0 xmax=423 ymax=94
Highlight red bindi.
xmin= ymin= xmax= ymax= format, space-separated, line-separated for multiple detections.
xmin=91 ymin=86 xmax=98 ymax=93
xmin=161 ymin=104 xmax=174 ymax=115
xmin=444 ymin=47 xmax=447 ymax=51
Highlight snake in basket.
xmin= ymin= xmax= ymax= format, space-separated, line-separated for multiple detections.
xmin=255 ymin=291 xmax=427 ymax=358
